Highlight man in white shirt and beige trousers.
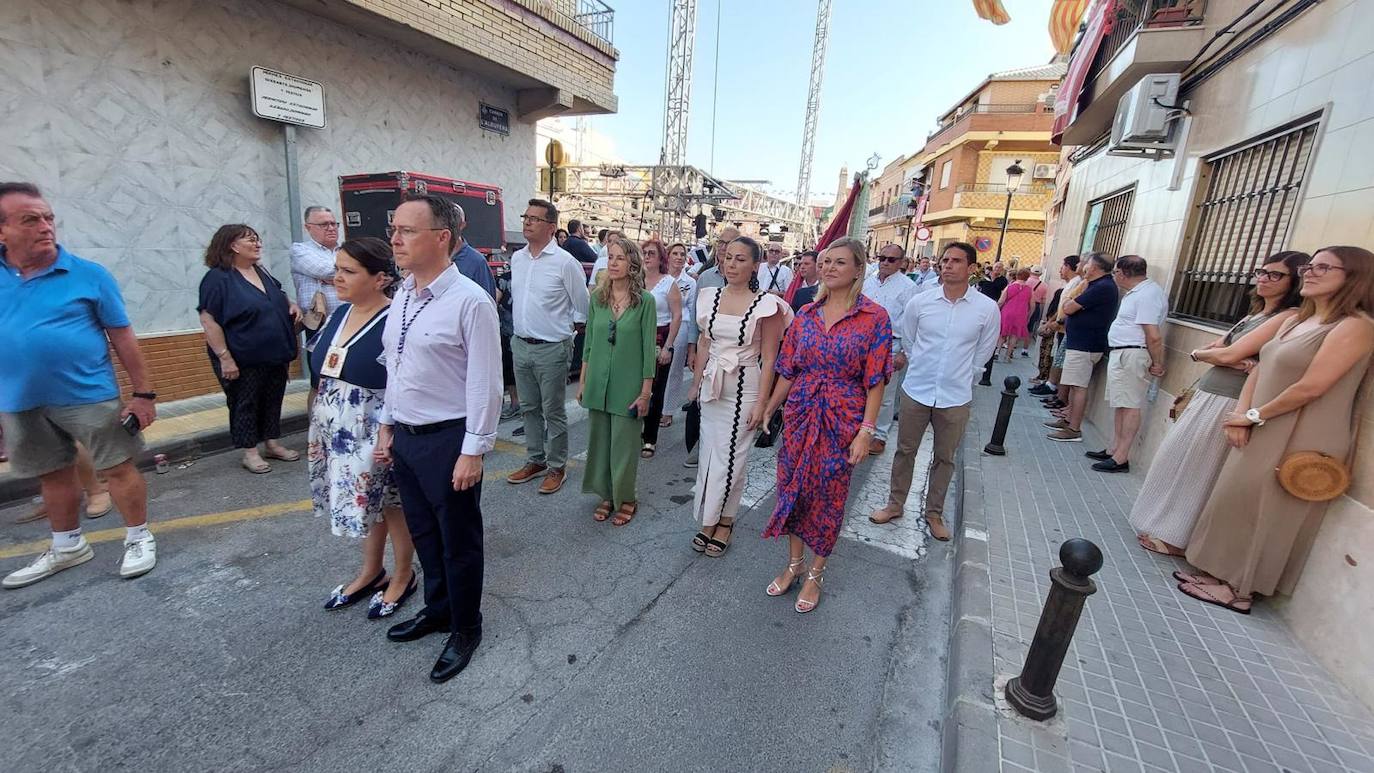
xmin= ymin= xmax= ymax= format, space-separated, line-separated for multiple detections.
xmin=506 ymin=198 xmax=590 ymax=495
xmin=870 ymin=242 xmax=1000 ymax=541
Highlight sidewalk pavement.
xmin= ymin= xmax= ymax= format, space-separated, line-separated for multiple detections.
xmin=0 ymin=381 xmax=311 ymax=505
xmin=948 ymin=357 xmax=1374 ymax=773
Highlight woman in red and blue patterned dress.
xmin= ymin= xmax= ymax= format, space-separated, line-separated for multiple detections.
xmin=760 ymin=237 xmax=893 ymax=613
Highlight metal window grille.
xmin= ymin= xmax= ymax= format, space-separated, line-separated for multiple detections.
xmin=1170 ymin=118 xmax=1320 ymax=325
xmin=1083 ymin=187 xmax=1135 ymax=258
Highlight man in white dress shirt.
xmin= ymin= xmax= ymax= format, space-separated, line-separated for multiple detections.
xmin=506 ymin=198 xmax=590 ymax=495
xmin=290 ymin=206 xmax=341 ymax=320
xmin=862 ymin=243 xmax=919 ymax=454
xmin=870 ymin=242 xmax=999 ymax=540
xmin=757 ymin=244 xmax=793 ymax=295
xmin=373 ymin=195 xmax=503 ymax=683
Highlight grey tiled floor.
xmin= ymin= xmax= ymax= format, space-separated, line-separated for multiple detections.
xmin=967 ymin=358 xmax=1374 ymax=773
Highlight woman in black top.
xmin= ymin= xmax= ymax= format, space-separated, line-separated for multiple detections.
xmin=197 ymin=224 xmax=301 ymax=473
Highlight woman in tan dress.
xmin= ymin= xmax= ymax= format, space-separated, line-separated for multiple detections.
xmin=1180 ymin=246 xmax=1374 ymax=614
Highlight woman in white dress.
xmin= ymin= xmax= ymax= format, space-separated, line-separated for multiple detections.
xmin=307 ymin=237 xmax=417 ymax=619
xmin=663 ymin=242 xmax=698 ymax=426
xmin=686 ymin=236 xmax=791 ymax=556
xmin=639 ymin=238 xmax=682 ymax=458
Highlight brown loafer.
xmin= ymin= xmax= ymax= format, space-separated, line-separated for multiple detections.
xmin=507 ymin=462 xmax=548 ymax=485
xmin=926 ymin=515 xmax=952 ymax=541
xmin=869 ymin=506 xmax=902 ymax=524
xmin=868 ymin=439 xmax=886 ymax=456
xmin=538 ymin=468 xmax=566 ymax=494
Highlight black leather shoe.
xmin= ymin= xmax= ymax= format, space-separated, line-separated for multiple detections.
xmin=1085 ymin=449 xmax=1112 ymax=461
xmin=430 ymin=628 xmax=482 ymax=683
xmin=1028 ymin=384 xmax=1055 ymax=396
xmin=387 ymin=613 xmax=448 ymax=643
xmin=1092 ymin=459 xmax=1130 ymax=473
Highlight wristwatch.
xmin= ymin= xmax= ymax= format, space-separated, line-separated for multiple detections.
xmin=132 ymin=391 xmax=157 ymax=400
xmin=1244 ymin=408 xmax=1265 ymax=426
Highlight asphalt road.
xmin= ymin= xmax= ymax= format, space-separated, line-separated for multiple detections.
xmin=0 ymin=401 xmax=953 ymax=773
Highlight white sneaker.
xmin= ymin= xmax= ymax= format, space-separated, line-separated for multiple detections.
xmin=2 ymin=539 xmax=95 ymax=589
xmin=119 ymin=535 xmax=157 ymax=579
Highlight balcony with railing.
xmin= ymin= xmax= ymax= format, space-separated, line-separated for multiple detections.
xmin=950 ymin=183 xmax=1055 ymax=214
xmin=552 ymin=0 xmax=615 ymax=45
xmin=1062 ymin=0 xmax=1208 ymax=144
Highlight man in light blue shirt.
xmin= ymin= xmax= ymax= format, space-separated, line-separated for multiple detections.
xmin=869 ymin=242 xmax=999 ymax=541
xmin=0 ymin=182 xmax=160 ymax=588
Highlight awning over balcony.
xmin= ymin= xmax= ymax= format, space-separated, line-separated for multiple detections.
xmin=1053 ymin=0 xmax=1115 ymax=144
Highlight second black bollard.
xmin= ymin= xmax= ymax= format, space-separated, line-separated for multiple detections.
xmin=1004 ymin=538 xmax=1104 ymax=721
xmin=983 ymin=375 xmax=1020 ymax=456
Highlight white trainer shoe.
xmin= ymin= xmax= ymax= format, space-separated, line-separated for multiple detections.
xmin=2 ymin=539 xmax=95 ymax=589
xmin=119 ymin=535 xmax=157 ymax=579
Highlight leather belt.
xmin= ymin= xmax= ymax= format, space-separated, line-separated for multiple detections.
xmin=394 ymin=418 xmax=465 ymax=435
xmin=1108 ymin=345 xmax=1146 ymax=351
xmin=518 ymin=336 xmax=557 ymax=345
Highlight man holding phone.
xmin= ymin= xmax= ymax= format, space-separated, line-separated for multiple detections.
xmin=0 ymin=182 xmax=160 ymax=588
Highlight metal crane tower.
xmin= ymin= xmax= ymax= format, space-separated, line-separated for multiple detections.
xmin=660 ymin=0 xmax=697 ymax=166
xmin=795 ymin=0 xmax=832 ymax=206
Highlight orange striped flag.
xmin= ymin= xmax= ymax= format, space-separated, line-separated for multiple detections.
xmin=1049 ymin=0 xmax=1092 ymax=54
xmin=972 ymin=0 xmax=1011 ymax=25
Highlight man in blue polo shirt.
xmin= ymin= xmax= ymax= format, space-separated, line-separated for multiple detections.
xmin=1046 ymin=252 xmax=1119 ymax=442
xmin=0 ymin=182 xmax=160 ymax=588
xmin=448 ymin=202 xmax=496 ymax=299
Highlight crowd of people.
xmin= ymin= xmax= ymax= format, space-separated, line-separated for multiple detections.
xmin=5 ymin=174 xmax=1372 ymax=681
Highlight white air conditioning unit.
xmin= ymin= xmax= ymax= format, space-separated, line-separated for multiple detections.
xmin=1032 ymin=163 xmax=1057 ymax=179
xmin=1109 ymin=73 xmax=1183 ymax=155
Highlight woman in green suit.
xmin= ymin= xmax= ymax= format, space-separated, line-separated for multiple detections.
xmin=576 ymin=236 xmax=657 ymax=526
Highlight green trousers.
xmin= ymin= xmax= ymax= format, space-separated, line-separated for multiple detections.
xmin=582 ymin=409 xmax=642 ymax=508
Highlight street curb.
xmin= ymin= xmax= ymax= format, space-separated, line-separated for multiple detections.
xmin=941 ymin=413 xmax=1000 ymax=773
xmin=0 ymin=408 xmax=311 ymax=506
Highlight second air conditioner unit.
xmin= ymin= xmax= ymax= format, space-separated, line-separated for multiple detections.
xmin=1109 ymin=73 xmax=1184 ymax=157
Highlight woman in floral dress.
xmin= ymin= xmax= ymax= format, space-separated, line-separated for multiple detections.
xmin=307 ymin=237 xmax=417 ymax=619
xmin=760 ymin=237 xmax=893 ymax=613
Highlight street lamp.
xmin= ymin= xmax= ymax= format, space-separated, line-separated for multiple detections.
xmin=994 ymin=159 xmax=1025 ymax=264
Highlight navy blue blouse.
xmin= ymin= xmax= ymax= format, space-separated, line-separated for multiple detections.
xmin=307 ymin=303 xmax=389 ymax=390
xmin=197 ymin=265 xmax=298 ymax=366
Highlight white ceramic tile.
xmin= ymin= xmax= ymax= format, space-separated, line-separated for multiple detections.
xmin=1305 ymin=125 xmax=1356 ymax=199
xmin=1335 ymin=119 xmax=1374 ymax=193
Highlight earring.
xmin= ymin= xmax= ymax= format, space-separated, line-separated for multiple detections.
xmin=748 ymin=274 xmax=760 ymax=292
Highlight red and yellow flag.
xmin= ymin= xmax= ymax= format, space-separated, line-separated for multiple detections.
xmin=972 ymin=0 xmax=1011 ymax=25
xmin=1049 ymin=0 xmax=1092 ymax=54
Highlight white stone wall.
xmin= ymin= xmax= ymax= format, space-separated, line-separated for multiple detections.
xmin=0 ymin=0 xmax=536 ymax=334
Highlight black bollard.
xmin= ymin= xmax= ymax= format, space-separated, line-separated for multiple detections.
xmin=983 ymin=375 xmax=1021 ymax=456
xmin=978 ymin=356 xmax=994 ymax=386
xmin=1005 ymin=539 xmax=1104 ymax=721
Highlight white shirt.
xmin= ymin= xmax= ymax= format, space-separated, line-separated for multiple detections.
xmin=1108 ymin=278 xmax=1168 ymax=347
xmin=511 ymin=239 xmax=589 ymax=342
xmin=757 ymin=262 xmax=793 ymax=294
xmin=289 ymin=239 xmax=340 ymax=311
xmin=378 ymin=265 xmax=503 ymax=456
xmin=862 ymin=270 xmax=919 ymax=354
xmin=587 ymin=253 xmax=607 ymax=287
xmin=900 ymin=285 xmax=1001 ymax=408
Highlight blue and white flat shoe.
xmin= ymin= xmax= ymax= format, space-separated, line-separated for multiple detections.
xmin=323 ymin=570 xmax=388 ymax=610
xmin=367 ymin=576 xmax=419 ymax=619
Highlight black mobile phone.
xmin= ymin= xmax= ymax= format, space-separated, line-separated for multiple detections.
xmin=120 ymin=413 xmax=141 ymax=436
xmin=628 ymin=404 xmax=639 ymax=418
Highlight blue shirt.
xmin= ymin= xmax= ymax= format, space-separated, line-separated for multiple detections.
xmin=0 ymin=245 xmax=130 ymax=412
xmin=197 ymin=265 xmax=298 ymax=367
xmin=562 ymin=235 xmax=598 ymax=263
xmin=1064 ymin=274 xmax=1120 ymax=353
xmin=307 ymin=304 xmax=389 ymax=390
xmin=451 ymin=240 xmax=496 ymax=299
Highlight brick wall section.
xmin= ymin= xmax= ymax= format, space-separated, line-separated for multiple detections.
xmin=346 ymin=0 xmax=619 ymax=112
xmin=109 ymin=332 xmax=302 ymax=403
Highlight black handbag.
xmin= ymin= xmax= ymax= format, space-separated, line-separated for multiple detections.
xmin=755 ymin=409 xmax=784 ymax=448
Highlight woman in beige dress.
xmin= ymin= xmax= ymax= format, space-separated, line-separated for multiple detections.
xmin=1180 ymin=246 xmax=1374 ymax=614
xmin=1128 ymin=251 xmax=1309 ymax=556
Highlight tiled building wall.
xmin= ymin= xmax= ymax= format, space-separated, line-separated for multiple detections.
xmin=1043 ymin=0 xmax=1374 ymax=709
xmin=0 ymin=0 xmax=538 ymax=341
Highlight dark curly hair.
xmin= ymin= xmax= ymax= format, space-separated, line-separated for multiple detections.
xmin=203 ymin=224 xmax=259 ymax=269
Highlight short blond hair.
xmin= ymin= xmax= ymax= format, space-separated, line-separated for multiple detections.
xmin=815 ymin=236 xmax=867 ymax=310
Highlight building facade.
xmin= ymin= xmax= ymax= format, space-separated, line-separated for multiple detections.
xmin=905 ymin=63 xmax=1066 ymax=265
xmin=1 ymin=0 xmax=617 ymax=401
xmin=1046 ymin=0 xmax=1374 ymax=708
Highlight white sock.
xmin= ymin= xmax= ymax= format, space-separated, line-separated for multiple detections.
xmin=52 ymin=528 xmax=82 ymax=551
xmin=126 ymin=525 xmax=152 ymax=543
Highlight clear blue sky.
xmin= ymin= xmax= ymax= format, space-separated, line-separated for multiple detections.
xmin=586 ymin=0 xmax=1056 ymax=201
